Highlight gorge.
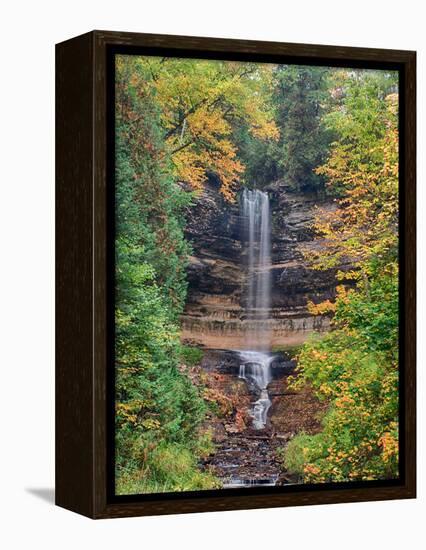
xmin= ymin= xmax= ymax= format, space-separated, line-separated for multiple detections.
xmin=114 ymin=58 xmax=400 ymax=495
xmin=181 ymin=180 xmax=339 ymax=350
xmin=182 ymin=181 xmax=338 ymax=487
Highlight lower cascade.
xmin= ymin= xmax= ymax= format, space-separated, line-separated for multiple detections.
xmin=238 ymin=351 xmax=274 ymax=430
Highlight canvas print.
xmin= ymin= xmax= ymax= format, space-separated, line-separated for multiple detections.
xmin=114 ymin=54 xmax=399 ymax=495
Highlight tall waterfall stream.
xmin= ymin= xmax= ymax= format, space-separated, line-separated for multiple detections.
xmin=199 ymin=188 xmax=317 ymax=489
xmin=193 ymin=187 xmax=329 ymax=489
xmin=239 ymin=189 xmax=274 ymax=431
xmin=217 ymin=189 xmax=280 ymax=489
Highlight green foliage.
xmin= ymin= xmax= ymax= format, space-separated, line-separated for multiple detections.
xmin=116 ymin=57 xmax=192 ymax=313
xmin=233 ymin=121 xmax=280 ymax=187
xmin=117 ymin=440 xmax=221 ymax=495
xmin=115 ymin=56 xmax=218 ymax=494
xmin=273 ymin=65 xmax=334 ymax=191
xmin=180 ymin=345 xmax=204 ymax=366
xmin=283 ymin=265 xmax=399 ymax=483
xmin=234 ymin=65 xmax=333 ymax=190
xmin=318 ymin=69 xmax=398 ymax=198
xmin=282 ymin=69 xmax=400 ymax=484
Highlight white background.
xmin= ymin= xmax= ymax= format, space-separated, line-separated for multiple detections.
xmin=1 ymin=0 xmax=424 ymax=548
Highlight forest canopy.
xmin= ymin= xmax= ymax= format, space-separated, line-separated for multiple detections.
xmin=117 ymin=56 xmax=279 ymax=201
xmin=114 ymin=55 xmax=399 ymax=494
xmin=284 ymin=69 xmax=399 ymax=482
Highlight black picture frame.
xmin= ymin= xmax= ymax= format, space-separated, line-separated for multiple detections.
xmin=56 ymin=30 xmax=416 ymax=519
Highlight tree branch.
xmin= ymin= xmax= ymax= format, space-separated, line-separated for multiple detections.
xmin=164 ymin=98 xmax=209 ymax=139
xmin=169 ymin=140 xmax=194 ymax=156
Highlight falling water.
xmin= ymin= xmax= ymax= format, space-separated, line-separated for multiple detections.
xmin=241 ymin=189 xmax=272 ymax=350
xmin=238 ymin=350 xmax=274 ymax=429
xmin=239 ymin=189 xmax=273 ymax=430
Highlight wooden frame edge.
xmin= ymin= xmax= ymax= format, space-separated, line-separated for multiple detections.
xmin=55 ymin=30 xmax=416 ymax=519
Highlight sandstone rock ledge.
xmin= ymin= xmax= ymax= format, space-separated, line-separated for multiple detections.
xmin=181 ymin=180 xmax=341 ymax=350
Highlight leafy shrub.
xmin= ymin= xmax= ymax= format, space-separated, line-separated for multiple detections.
xmin=180 ymin=345 xmax=204 ymax=366
xmin=115 ymin=57 xmax=219 ymax=495
xmin=282 ymin=263 xmax=398 ymax=483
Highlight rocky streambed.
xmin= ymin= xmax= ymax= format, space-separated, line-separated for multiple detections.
xmin=196 ymin=349 xmax=328 ymax=488
xmin=180 ymin=180 xmax=336 ymax=488
xmin=205 ymin=431 xmax=284 ymax=488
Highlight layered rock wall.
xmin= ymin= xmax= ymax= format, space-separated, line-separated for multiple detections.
xmin=181 ymin=181 xmax=339 ymax=349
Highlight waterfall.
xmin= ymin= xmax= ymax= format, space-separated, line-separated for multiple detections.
xmin=241 ymin=189 xmax=272 ymax=351
xmin=238 ymin=189 xmax=273 ymax=430
xmin=238 ymin=350 xmax=274 ymax=430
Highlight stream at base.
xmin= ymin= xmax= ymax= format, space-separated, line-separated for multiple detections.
xmin=220 ymin=351 xmax=278 ymax=487
xmin=203 ymin=350 xmax=287 ymax=488
xmin=213 ymin=189 xmax=279 ymax=488
xmin=198 ymin=346 xmax=322 ymax=489
xmin=215 ymin=433 xmax=280 ymax=488
xmin=238 ymin=350 xmax=274 ymax=430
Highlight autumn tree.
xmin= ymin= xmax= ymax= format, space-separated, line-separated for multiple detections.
xmin=119 ymin=56 xmax=279 ymax=200
xmin=115 ymin=57 xmax=219 ymax=494
xmin=273 ymin=65 xmax=333 ymax=191
xmin=283 ymin=70 xmax=400 ymax=483
xmin=306 ymin=70 xmax=399 ymax=273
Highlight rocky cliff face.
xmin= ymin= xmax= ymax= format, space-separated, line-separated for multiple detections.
xmin=180 ymin=180 xmax=339 ymax=349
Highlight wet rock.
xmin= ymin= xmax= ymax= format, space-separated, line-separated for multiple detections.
xmin=197 ymin=350 xmax=328 ymax=488
xmin=224 ymin=424 xmax=241 ymax=434
xmin=181 ymin=180 xmax=342 ymax=349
